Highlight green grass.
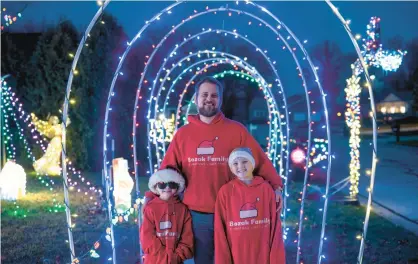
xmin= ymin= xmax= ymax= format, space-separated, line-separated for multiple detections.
xmin=2 ymin=174 xmax=418 ymax=263
xmin=284 ymin=183 xmax=418 ymax=264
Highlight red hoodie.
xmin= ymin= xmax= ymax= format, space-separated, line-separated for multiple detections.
xmin=214 ymin=177 xmax=285 ymax=264
xmin=160 ymin=112 xmax=283 ymax=213
xmin=140 ymin=192 xmax=194 ymax=264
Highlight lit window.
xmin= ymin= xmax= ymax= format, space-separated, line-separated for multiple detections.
xmin=390 ymin=107 xmax=396 ymax=114
xmin=400 ymin=106 xmax=406 ymax=114
xmin=381 ymin=107 xmax=387 ymax=113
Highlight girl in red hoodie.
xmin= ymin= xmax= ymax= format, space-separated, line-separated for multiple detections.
xmin=140 ymin=169 xmax=194 ymax=264
xmin=215 ymin=147 xmax=286 ymax=264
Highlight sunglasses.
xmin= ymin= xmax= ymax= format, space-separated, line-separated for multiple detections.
xmin=156 ymin=182 xmax=179 ymax=190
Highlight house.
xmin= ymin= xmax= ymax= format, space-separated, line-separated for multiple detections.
xmin=376 ymin=93 xmax=410 ymax=116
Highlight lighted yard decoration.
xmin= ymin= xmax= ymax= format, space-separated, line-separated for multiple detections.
xmin=31 ymin=113 xmax=71 ymax=176
xmin=112 ymin=158 xmax=134 ymax=216
xmin=57 ymin=1 xmax=391 ymax=263
xmin=344 ymin=16 xmax=406 ymax=198
xmin=0 ymin=160 xmax=26 ymax=200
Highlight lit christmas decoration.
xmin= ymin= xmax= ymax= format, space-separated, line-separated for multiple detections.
xmin=291 ymin=148 xmax=306 ymax=164
xmin=0 ymin=4 xmax=26 ymax=31
xmin=112 ymin=158 xmax=134 ymax=215
xmin=0 ymin=161 xmax=26 ymax=200
xmin=1 ymin=80 xmax=100 ymax=218
xmin=149 ymin=113 xmax=175 ymax=144
xmin=61 ymin=2 xmax=342 ymax=263
xmin=31 ymin=113 xmax=70 ymax=176
xmin=345 ymin=17 xmax=406 ymax=198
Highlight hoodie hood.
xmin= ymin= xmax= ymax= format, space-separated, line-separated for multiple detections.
xmin=187 ymin=112 xmax=225 ymax=126
xmin=234 ymin=176 xmax=265 ymax=188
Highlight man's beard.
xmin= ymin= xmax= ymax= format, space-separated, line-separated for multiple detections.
xmin=198 ymin=103 xmax=219 ymax=117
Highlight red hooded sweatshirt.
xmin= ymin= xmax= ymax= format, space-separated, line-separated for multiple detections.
xmin=140 ymin=192 xmax=194 ymax=264
xmin=160 ymin=112 xmax=283 ymax=213
xmin=214 ymin=177 xmax=285 ymax=264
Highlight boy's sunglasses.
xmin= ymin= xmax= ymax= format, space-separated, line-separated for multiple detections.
xmin=156 ymin=182 xmax=179 ymax=190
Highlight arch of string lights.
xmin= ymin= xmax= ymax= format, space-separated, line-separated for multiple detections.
xmin=127 ymin=4 xmax=330 ymax=264
xmin=149 ymin=51 xmax=283 ymax=169
xmin=156 ymin=59 xmax=281 ymax=166
xmin=163 ymin=58 xmax=280 ymax=159
xmin=60 ymin=0 xmax=383 ymax=263
xmin=61 ymin=1 xmax=331 ymax=263
xmin=143 ymin=28 xmax=291 ymax=163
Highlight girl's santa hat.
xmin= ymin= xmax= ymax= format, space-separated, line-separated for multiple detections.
xmin=228 ymin=147 xmax=256 ymax=168
xmin=148 ymin=168 xmax=185 ymax=194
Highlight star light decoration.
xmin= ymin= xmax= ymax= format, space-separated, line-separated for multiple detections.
xmin=345 ymin=16 xmax=406 ymax=198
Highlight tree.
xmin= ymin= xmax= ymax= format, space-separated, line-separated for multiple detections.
xmin=404 ymin=38 xmax=418 ymax=113
xmin=310 ymin=41 xmax=347 ymax=119
xmin=74 ymin=13 xmax=129 ymax=170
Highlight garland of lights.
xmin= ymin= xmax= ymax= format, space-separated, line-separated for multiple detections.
xmin=63 ymin=1 xmax=336 ymax=263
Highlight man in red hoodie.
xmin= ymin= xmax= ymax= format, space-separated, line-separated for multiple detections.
xmin=140 ymin=169 xmax=194 ymax=263
xmin=214 ymin=147 xmax=285 ymax=263
xmin=160 ymin=76 xmax=283 ymax=263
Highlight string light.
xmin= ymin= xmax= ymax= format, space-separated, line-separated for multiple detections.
xmin=63 ymin=1 xmax=339 ymax=263
xmin=345 ymin=17 xmax=406 ymax=198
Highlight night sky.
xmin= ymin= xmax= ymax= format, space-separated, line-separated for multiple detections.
xmin=3 ymin=1 xmax=418 ymax=52
xmin=2 ymin=1 xmax=418 ymax=99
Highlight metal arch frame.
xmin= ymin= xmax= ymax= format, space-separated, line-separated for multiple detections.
xmin=325 ymin=1 xmax=378 ymax=263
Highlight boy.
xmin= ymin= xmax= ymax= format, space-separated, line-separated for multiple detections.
xmin=214 ymin=147 xmax=285 ymax=264
xmin=140 ymin=169 xmax=194 ymax=263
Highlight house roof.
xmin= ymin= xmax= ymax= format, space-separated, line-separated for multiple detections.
xmin=381 ymin=93 xmax=403 ymax=103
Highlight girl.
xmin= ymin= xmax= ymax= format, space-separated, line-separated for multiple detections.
xmin=214 ymin=147 xmax=285 ymax=264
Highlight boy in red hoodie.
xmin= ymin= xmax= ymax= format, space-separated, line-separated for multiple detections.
xmin=140 ymin=169 xmax=194 ymax=264
xmin=215 ymin=148 xmax=285 ymax=264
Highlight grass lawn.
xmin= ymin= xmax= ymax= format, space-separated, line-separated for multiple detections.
xmin=2 ymin=173 xmax=418 ymax=263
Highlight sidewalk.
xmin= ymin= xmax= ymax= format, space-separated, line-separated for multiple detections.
xmin=331 ymin=133 xmax=418 ymax=235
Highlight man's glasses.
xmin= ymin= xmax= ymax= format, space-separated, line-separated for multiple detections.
xmin=156 ymin=182 xmax=179 ymax=190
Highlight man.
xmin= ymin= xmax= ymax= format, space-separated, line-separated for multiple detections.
xmin=160 ymin=76 xmax=283 ymax=263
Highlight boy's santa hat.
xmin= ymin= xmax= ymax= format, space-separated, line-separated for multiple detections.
xmin=228 ymin=147 xmax=255 ymax=168
xmin=148 ymin=168 xmax=185 ymax=194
